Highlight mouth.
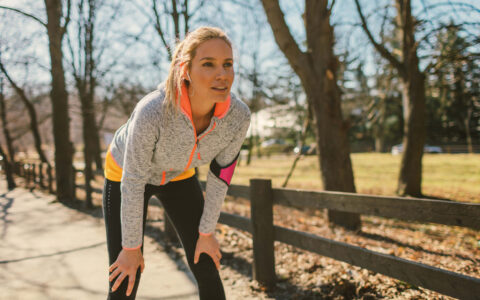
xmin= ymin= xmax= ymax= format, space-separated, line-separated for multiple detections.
xmin=211 ymin=86 xmax=228 ymax=92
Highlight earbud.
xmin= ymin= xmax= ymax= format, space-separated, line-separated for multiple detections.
xmin=187 ymin=71 xmax=192 ymax=82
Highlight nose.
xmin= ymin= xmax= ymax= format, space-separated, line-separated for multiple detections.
xmin=215 ymin=66 xmax=228 ymax=80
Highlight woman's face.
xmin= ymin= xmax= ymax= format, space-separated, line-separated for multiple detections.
xmin=188 ymin=38 xmax=234 ymax=104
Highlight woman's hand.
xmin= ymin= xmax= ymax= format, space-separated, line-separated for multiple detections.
xmin=109 ymin=248 xmax=145 ymax=296
xmin=194 ymin=233 xmax=222 ymax=270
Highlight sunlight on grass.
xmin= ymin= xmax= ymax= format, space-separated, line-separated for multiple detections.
xmin=198 ymin=153 xmax=480 ymax=203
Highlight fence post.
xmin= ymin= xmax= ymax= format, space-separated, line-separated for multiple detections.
xmin=47 ymin=164 xmax=53 ymax=194
xmin=14 ymin=162 xmax=20 ymax=175
xmin=32 ymin=164 xmax=37 ymax=187
xmin=250 ymin=178 xmax=276 ymax=289
xmin=72 ymin=166 xmax=77 ymax=200
xmin=25 ymin=164 xmax=30 ymax=187
xmin=19 ymin=162 xmax=24 ymax=177
xmin=39 ymin=163 xmax=44 ymax=188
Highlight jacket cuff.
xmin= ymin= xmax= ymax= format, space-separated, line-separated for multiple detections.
xmin=199 ymin=230 xmax=213 ymax=236
xmin=122 ymin=243 xmax=142 ymax=250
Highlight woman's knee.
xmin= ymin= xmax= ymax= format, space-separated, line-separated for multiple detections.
xmin=188 ymin=252 xmax=219 ymax=277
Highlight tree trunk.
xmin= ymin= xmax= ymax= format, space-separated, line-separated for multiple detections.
xmin=282 ymin=113 xmax=310 ymax=187
xmin=0 ymin=78 xmax=15 ymax=163
xmin=78 ymin=83 xmax=94 ymax=208
xmin=465 ymin=107 xmax=473 ymax=154
xmin=396 ymin=72 xmax=426 ymax=196
xmin=261 ymin=0 xmax=360 ymax=230
xmin=85 ymin=0 xmax=103 ymax=173
xmin=45 ymin=0 xmax=74 ymax=202
xmin=0 ymin=143 xmax=16 ymax=189
xmin=0 ymin=62 xmax=52 ymax=170
xmin=395 ymin=0 xmax=426 ymax=197
xmin=356 ymin=0 xmax=426 ymax=197
xmin=246 ymin=134 xmax=253 ymax=165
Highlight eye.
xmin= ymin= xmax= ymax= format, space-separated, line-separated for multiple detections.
xmin=202 ymin=62 xmax=213 ymax=67
xmin=223 ymin=62 xmax=233 ymax=68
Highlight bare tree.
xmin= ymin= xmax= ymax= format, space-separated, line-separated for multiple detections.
xmin=0 ymin=57 xmax=52 ymax=172
xmin=0 ymin=142 xmax=15 ymax=189
xmin=1 ymin=1 xmax=76 ymax=200
xmin=44 ymin=0 xmax=75 ymax=202
xmin=66 ymin=0 xmax=104 ymax=208
xmin=0 ymin=77 xmax=16 ymax=189
xmin=354 ymin=0 xmax=427 ymax=197
xmin=0 ymin=76 xmax=15 ymax=163
xmin=282 ymin=110 xmax=311 ymax=187
xmin=260 ymin=0 xmax=360 ymax=230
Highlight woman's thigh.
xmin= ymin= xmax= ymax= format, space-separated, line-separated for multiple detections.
xmin=158 ymin=175 xmax=226 ymax=299
xmin=102 ymin=180 xmax=157 ymax=261
xmin=157 ymin=175 xmax=208 ymax=265
xmin=102 ymin=179 xmax=158 ymax=299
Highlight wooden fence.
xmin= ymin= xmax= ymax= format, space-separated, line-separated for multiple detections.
xmin=9 ymin=161 xmax=480 ymax=299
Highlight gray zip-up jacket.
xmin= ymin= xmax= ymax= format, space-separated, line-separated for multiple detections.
xmin=108 ymin=82 xmax=251 ymax=249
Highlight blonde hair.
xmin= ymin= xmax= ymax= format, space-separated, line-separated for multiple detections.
xmin=164 ymin=26 xmax=233 ymax=114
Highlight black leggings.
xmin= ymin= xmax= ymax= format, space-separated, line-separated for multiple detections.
xmin=102 ymin=175 xmax=226 ymax=300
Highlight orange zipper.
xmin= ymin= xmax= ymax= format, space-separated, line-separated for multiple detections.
xmin=184 ymin=143 xmax=197 ymax=171
xmin=184 ymin=120 xmax=216 ymax=171
xmin=160 ymin=171 xmax=166 ymax=185
xmin=198 ymin=122 xmax=216 ymax=142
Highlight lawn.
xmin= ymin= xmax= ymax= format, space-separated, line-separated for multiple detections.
xmin=198 ymin=153 xmax=480 ymax=203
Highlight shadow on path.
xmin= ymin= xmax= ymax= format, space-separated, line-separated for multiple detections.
xmin=0 ymin=242 xmax=105 ymax=264
xmin=7 ymin=186 xmax=375 ymax=299
xmin=0 ymin=192 xmax=15 ymax=239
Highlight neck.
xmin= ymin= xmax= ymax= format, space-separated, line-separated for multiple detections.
xmin=189 ymin=88 xmax=215 ymax=121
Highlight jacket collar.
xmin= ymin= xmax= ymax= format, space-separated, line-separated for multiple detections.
xmin=179 ymin=81 xmax=231 ymax=121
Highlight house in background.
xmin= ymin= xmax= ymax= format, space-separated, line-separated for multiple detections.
xmin=247 ymin=104 xmax=302 ymax=139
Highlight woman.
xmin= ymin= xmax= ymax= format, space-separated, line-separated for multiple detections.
xmin=102 ymin=26 xmax=251 ymax=300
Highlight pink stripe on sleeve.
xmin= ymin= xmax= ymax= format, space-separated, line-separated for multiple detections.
xmin=219 ymin=160 xmax=237 ymax=185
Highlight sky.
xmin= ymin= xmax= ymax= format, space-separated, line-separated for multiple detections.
xmin=0 ymin=0 xmax=479 ymax=99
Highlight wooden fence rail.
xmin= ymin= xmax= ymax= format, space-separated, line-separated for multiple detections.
xmin=8 ymin=161 xmax=480 ymax=299
xmin=202 ymin=180 xmax=480 ymax=299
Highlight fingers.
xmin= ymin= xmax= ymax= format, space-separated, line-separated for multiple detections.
xmin=110 ymin=269 xmax=137 ymax=296
xmin=109 ymin=262 xmax=118 ymax=273
xmin=213 ymin=255 xmax=220 ymax=270
xmin=194 ymin=237 xmax=222 ymax=269
xmin=195 ymin=250 xmax=222 ymax=270
xmin=127 ymin=273 xmax=136 ymax=296
xmin=194 ymin=248 xmax=200 ymax=264
xmin=109 ymin=267 xmax=122 ymax=282
xmin=111 ymin=271 xmax=127 ymax=293
xmin=209 ymin=251 xmax=221 ymax=270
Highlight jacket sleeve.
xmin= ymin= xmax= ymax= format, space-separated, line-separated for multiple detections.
xmin=199 ymin=113 xmax=251 ymax=235
xmin=120 ymin=100 xmax=159 ymax=249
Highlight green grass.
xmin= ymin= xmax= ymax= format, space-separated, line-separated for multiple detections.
xmin=198 ymin=153 xmax=480 ymax=203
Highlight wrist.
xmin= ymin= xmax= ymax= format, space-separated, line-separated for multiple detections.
xmin=122 ymin=244 xmax=142 ymax=251
xmin=199 ymin=230 xmax=213 ymax=237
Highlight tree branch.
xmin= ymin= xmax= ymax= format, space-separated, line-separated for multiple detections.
xmin=171 ymin=0 xmax=180 ymax=40
xmin=260 ymin=0 xmax=307 ymax=75
xmin=0 ymin=6 xmax=47 ymax=28
xmin=183 ymin=0 xmax=189 ymax=36
xmin=152 ymin=0 xmax=172 ymax=60
xmin=354 ymin=0 xmax=405 ymax=77
xmin=61 ymin=0 xmax=72 ymax=36
xmin=420 ymin=1 xmax=480 ymax=15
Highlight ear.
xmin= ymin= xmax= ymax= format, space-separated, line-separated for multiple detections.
xmin=180 ymin=63 xmax=189 ymax=81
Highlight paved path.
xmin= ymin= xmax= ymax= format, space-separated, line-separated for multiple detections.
xmin=0 ymin=184 xmax=202 ymax=300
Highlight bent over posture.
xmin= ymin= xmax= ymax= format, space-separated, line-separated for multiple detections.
xmin=102 ymin=26 xmax=251 ymax=300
